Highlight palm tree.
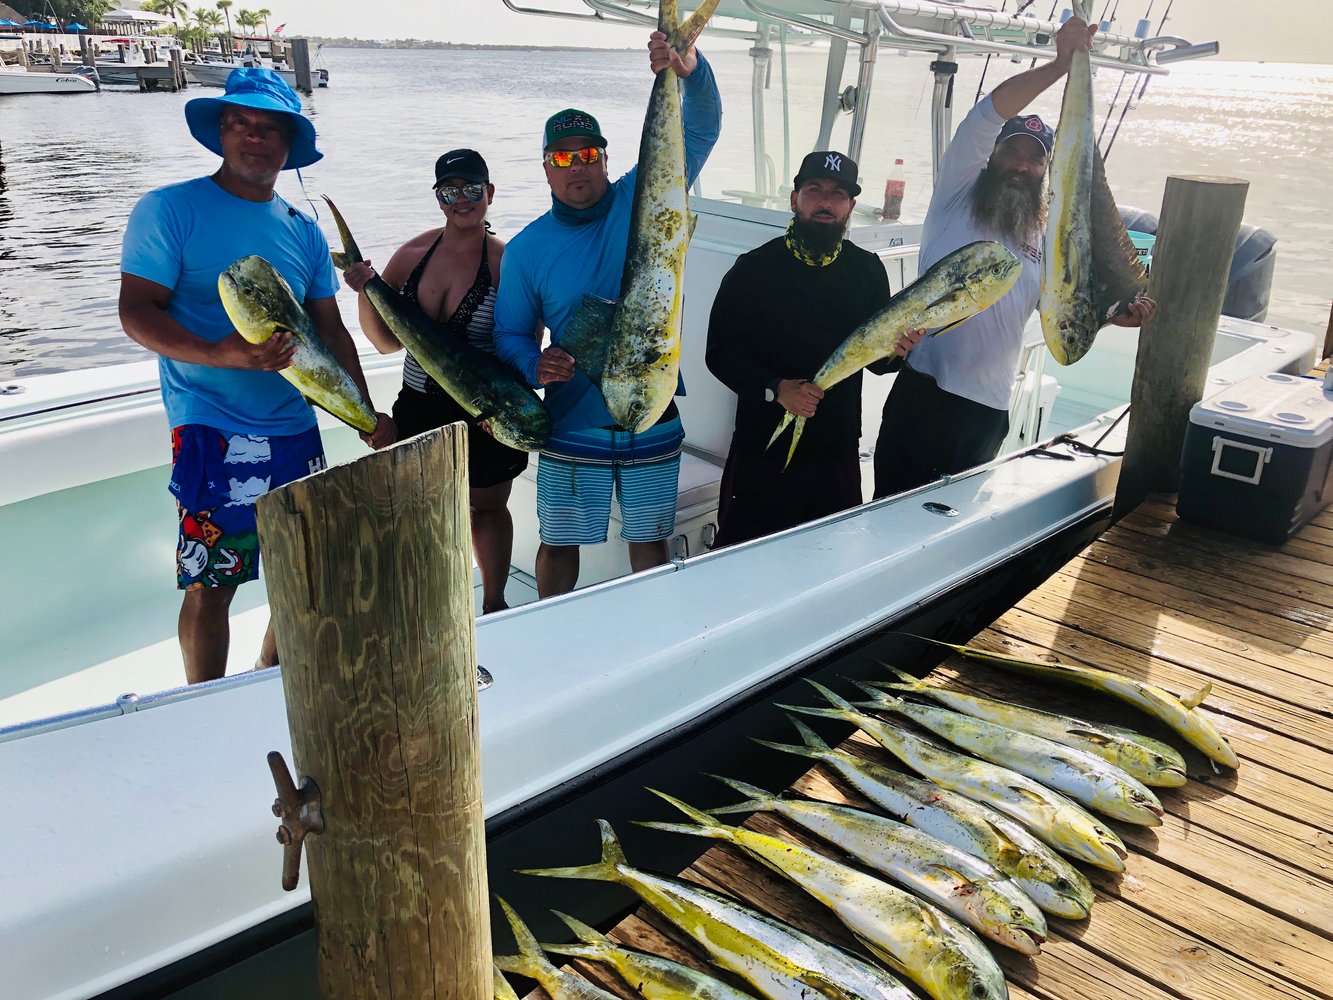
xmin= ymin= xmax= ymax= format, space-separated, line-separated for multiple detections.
xmin=255 ymin=6 xmax=271 ymax=37
xmin=215 ymin=0 xmax=233 ymax=57
xmin=143 ymin=0 xmax=190 ymax=26
xmin=190 ymin=7 xmax=222 ymax=54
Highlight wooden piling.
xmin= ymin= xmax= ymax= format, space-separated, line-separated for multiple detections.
xmin=168 ymin=47 xmax=186 ymax=90
xmin=255 ymin=424 xmax=490 ymax=1000
xmin=1322 ymin=300 xmax=1333 ymax=364
xmin=289 ymin=37 xmax=312 ymax=94
xmin=1113 ymin=175 xmax=1249 ymax=522
xmin=79 ymin=35 xmax=93 ymax=68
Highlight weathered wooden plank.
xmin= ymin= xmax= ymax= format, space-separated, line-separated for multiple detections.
xmin=1063 ymin=543 xmax=1333 ymax=661
xmin=1097 ymin=526 xmax=1333 ymax=622
xmin=1137 ymin=497 xmax=1333 ymax=561
xmin=1024 ymin=569 xmax=1333 ymax=706
xmin=1117 ymin=514 xmax=1333 ymax=593
xmin=986 ymin=607 xmax=1333 ymax=755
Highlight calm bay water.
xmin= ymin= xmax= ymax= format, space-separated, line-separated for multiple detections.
xmin=0 ymin=46 xmax=1328 ymax=378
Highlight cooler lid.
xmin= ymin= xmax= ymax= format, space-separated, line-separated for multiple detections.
xmin=1190 ymin=373 xmax=1333 ymax=448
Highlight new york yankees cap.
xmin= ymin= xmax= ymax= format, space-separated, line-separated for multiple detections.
xmin=996 ymin=114 xmax=1055 ymax=157
xmin=433 ymin=148 xmax=490 ymax=189
xmin=794 ymin=149 xmax=861 ymax=197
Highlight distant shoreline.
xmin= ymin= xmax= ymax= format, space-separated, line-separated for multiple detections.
xmin=309 ymin=38 xmax=633 ymax=52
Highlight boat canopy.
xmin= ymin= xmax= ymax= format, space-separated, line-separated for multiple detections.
xmin=499 ymin=0 xmax=1218 ymax=191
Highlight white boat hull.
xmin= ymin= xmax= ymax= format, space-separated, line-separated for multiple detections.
xmin=0 ymin=69 xmax=97 ymax=94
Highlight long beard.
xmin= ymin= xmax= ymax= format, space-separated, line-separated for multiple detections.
xmin=791 ymin=213 xmax=848 ymax=257
xmin=970 ymin=161 xmax=1047 ymax=244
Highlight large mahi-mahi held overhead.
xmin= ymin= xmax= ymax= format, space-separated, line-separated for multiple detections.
xmin=559 ymin=0 xmax=720 ymax=433
xmin=218 ymin=255 xmax=378 ymax=434
xmin=767 ymin=241 xmax=1020 ymax=467
xmin=323 ymin=196 xmax=552 ymax=452
xmin=1040 ymin=0 xmax=1148 ymax=365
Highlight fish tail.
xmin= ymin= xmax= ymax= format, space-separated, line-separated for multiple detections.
xmin=671 ymin=0 xmax=721 ymax=52
xmin=752 ymin=714 xmax=835 ymax=758
xmin=539 ymin=911 xmax=610 ymax=961
xmin=783 ymin=417 xmax=805 ymax=470
xmin=636 ymin=789 xmax=731 ymax=840
xmin=804 ymin=678 xmax=859 ymax=713
xmin=707 ymin=774 xmax=780 ymax=815
xmin=646 ymin=787 xmax=726 ymax=827
xmin=492 ymin=896 xmax=557 ymax=980
xmin=515 ymin=818 xmax=628 ymax=882
xmin=778 ymin=702 xmax=846 ymax=722
xmin=321 ymin=196 xmax=363 ymax=266
xmin=847 ymin=678 xmax=902 ymax=709
xmin=1181 ymin=680 xmax=1213 ymax=711
xmin=494 ymin=964 xmax=520 ymax=1000
xmin=876 ymin=662 xmax=928 ymax=690
xmin=766 ymin=412 xmax=794 ymax=452
xmin=550 ymin=910 xmax=612 ymax=949
xmin=330 ymin=250 xmax=349 ymax=270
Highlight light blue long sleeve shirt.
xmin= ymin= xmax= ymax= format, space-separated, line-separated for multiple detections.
xmin=492 ymin=55 xmax=722 ymax=433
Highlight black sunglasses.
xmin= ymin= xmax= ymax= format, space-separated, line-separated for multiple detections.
xmin=437 ymin=182 xmax=487 ymax=205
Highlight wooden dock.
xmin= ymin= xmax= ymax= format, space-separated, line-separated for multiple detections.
xmin=526 ymin=494 xmax=1333 ymax=1000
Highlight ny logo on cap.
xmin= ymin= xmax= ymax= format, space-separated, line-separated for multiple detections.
xmin=825 ymin=153 xmax=843 ymax=172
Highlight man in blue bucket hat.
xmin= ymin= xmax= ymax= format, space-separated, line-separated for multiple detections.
xmin=119 ymin=67 xmax=392 ymax=685
xmin=872 ymin=14 xmax=1155 ymax=499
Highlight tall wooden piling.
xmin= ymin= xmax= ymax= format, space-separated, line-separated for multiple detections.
xmin=255 ymin=424 xmax=490 ymax=1000
xmin=1113 ymin=175 xmax=1249 ymax=522
xmin=79 ymin=35 xmax=93 ymax=68
xmin=290 ymin=37 xmax=313 ymax=94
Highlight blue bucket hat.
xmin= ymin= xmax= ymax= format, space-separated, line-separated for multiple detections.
xmin=184 ymin=67 xmax=322 ymax=170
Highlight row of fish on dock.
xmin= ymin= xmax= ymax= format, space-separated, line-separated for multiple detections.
xmin=495 ymin=639 xmax=1238 ymax=1000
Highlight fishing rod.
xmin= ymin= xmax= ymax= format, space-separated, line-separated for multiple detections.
xmin=1028 ymin=0 xmax=1060 ymax=69
xmin=1103 ymin=0 xmax=1176 ymax=160
xmin=974 ymin=0 xmax=1023 ymax=105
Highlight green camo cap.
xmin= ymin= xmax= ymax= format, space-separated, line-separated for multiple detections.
xmin=543 ymin=108 xmax=607 ymax=151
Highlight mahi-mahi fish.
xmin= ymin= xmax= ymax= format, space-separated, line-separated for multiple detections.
xmin=542 ymin=910 xmax=757 ymax=1000
xmin=1041 ymin=0 xmax=1148 ymax=365
xmin=218 ymin=255 xmax=377 ymax=434
xmin=492 ymin=896 xmax=622 ymax=1000
xmin=323 ymin=197 xmax=552 ymax=452
xmin=874 ymin=664 xmax=1188 ymax=788
xmin=918 ymin=636 xmax=1239 ymax=769
xmin=520 ymin=819 xmax=916 ymax=1000
xmin=767 ymin=241 xmax=1021 ymax=467
xmin=558 ymin=0 xmax=721 ymax=432
xmin=787 ymin=682 xmax=1129 ymax=872
xmin=754 ymin=716 xmax=1095 ymax=919
xmin=640 ymin=791 xmax=1009 ymax=1000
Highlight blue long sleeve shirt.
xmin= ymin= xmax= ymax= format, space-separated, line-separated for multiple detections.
xmin=492 ymin=54 xmax=722 ymax=433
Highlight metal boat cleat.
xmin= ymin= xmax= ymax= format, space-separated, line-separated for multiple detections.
xmin=266 ymin=751 xmax=324 ymax=892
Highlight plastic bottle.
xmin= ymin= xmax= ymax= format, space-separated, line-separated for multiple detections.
xmin=881 ymin=159 xmax=905 ymax=222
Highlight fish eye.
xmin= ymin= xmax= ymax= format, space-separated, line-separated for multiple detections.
xmin=972 ymin=985 xmax=988 ymax=998
xmin=1055 ymin=877 xmax=1071 ymax=890
xmin=1011 ymin=907 xmax=1024 ymax=919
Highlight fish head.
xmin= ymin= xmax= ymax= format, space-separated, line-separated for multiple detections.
xmin=218 ymin=255 xmax=296 ymax=345
xmin=959 ymin=880 xmax=1046 ymax=956
xmin=933 ymin=954 xmax=1008 ymax=1000
xmin=963 ymin=242 xmax=1023 ymax=301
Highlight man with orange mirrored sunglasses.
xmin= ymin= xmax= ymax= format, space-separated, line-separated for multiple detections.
xmin=493 ymin=30 xmax=722 ymax=600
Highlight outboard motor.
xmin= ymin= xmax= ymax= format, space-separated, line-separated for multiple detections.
xmin=74 ymin=65 xmax=101 ymax=92
xmin=1119 ymin=205 xmax=1277 ymax=323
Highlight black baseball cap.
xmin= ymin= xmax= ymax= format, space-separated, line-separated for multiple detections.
xmin=433 ymin=148 xmax=489 ymax=189
xmin=793 ymin=150 xmax=861 ymax=197
xmin=996 ymin=115 xmax=1055 ymax=157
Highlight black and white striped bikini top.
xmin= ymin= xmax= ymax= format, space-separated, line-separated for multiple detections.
xmin=400 ymin=232 xmax=497 ymax=393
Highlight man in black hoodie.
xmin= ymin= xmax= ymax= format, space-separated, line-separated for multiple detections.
xmin=705 ymin=151 xmax=922 ymax=548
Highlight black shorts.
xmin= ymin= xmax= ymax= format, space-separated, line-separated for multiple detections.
xmin=873 ymin=365 xmax=1009 ymax=499
xmin=392 ymin=384 xmax=529 ymax=490
xmin=712 ymin=446 xmax=862 ymax=549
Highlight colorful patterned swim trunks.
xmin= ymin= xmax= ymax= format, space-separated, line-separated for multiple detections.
xmin=169 ymin=424 xmax=326 ymax=590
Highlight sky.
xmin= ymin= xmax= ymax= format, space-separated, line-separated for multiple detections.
xmin=256 ymin=0 xmax=1329 ymax=65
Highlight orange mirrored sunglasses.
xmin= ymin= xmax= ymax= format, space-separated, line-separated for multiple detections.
xmin=544 ymin=146 xmax=604 ymax=168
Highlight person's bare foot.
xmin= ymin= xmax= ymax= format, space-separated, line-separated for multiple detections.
xmin=481 ymin=601 xmax=509 ymax=615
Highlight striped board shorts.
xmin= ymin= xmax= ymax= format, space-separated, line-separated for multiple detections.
xmin=537 ymin=416 xmax=685 ymax=545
